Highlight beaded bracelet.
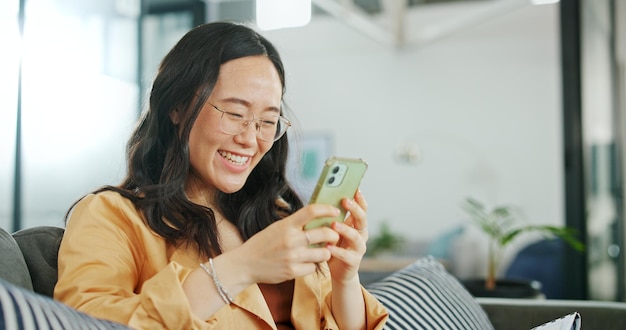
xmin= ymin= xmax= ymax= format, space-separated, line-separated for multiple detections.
xmin=199 ymin=259 xmax=234 ymax=305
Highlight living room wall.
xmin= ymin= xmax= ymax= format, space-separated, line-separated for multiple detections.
xmin=0 ymin=1 xmax=562 ymax=265
xmin=265 ymin=3 xmax=563 ymax=244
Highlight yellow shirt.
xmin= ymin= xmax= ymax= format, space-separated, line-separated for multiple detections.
xmin=54 ymin=191 xmax=388 ymax=330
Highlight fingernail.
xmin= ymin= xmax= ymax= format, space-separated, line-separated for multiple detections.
xmin=331 ymin=221 xmax=343 ymax=230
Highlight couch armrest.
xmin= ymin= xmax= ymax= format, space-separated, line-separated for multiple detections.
xmin=477 ymin=297 xmax=626 ymax=330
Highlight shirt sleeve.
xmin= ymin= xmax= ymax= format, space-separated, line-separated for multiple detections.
xmin=362 ymin=287 xmax=389 ymax=330
xmin=54 ymin=192 xmax=207 ymax=330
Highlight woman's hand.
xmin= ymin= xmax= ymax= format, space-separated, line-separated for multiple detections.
xmin=234 ymin=203 xmax=342 ymax=285
xmin=184 ymin=204 xmax=342 ymax=321
xmin=325 ymin=189 xmax=369 ymax=283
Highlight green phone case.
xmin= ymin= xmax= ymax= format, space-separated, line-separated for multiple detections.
xmin=304 ymin=157 xmax=368 ymax=230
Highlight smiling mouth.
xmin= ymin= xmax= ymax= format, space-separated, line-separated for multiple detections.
xmin=219 ymin=150 xmax=249 ymax=166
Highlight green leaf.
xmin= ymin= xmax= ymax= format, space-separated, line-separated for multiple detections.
xmin=499 ymin=228 xmax=525 ymax=246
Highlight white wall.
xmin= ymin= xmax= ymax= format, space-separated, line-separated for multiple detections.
xmin=1 ymin=1 xmax=563 ymax=258
xmin=266 ymin=3 xmax=563 ymax=243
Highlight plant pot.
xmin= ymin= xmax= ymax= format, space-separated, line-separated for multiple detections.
xmin=461 ymin=278 xmax=543 ymax=299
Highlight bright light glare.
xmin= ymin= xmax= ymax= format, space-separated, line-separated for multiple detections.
xmin=0 ymin=0 xmax=20 ymax=204
xmin=256 ymin=0 xmax=311 ymax=31
xmin=531 ymin=0 xmax=559 ymax=5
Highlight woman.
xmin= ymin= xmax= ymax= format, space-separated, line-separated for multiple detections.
xmin=54 ymin=22 xmax=388 ymax=329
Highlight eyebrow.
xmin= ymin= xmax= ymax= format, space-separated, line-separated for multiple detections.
xmin=221 ymin=97 xmax=281 ymax=114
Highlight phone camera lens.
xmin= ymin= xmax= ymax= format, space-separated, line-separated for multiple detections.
xmin=332 ymin=166 xmax=340 ymax=174
xmin=327 ymin=176 xmax=335 ymax=184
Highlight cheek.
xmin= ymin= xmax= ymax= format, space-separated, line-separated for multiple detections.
xmin=258 ymin=141 xmax=274 ymax=157
xmin=187 ymin=123 xmax=219 ymax=165
xmin=189 ymin=114 xmax=221 ymax=147
xmin=188 ymin=126 xmax=204 ymax=155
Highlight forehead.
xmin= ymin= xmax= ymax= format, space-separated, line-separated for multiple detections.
xmin=213 ymin=56 xmax=282 ymax=95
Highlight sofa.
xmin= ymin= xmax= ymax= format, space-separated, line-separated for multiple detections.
xmin=2 ymin=225 xmax=626 ymax=330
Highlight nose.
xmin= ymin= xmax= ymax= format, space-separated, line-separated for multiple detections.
xmin=235 ymin=120 xmax=259 ymax=144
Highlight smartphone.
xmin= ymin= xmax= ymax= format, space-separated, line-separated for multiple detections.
xmin=303 ymin=157 xmax=368 ymax=230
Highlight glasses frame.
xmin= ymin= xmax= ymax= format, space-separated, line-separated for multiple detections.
xmin=209 ymin=102 xmax=291 ymax=142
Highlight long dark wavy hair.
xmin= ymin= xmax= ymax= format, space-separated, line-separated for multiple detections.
xmin=69 ymin=22 xmax=304 ymax=258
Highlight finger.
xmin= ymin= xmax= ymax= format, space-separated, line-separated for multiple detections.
xmin=341 ymin=198 xmax=368 ymax=233
xmin=354 ymin=189 xmax=368 ymax=212
xmin=298 ymin=246 xmax=333 ymax=264
xmin=294 ymin=204 xmax=341 ymax=228
xmin=326 ymin=243 xmax=359 ymax=268
xmin=331 ymin=221 xmax=366 ymax=252
xmin=303 ymin=227 xmax=339 ymax=247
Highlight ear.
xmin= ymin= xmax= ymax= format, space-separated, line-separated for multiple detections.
xmin=169 ymin=108 xmax=181 ymax=125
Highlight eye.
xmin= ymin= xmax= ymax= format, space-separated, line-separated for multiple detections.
xmin=260 ymin=118 xmax=278 ymax=126
xmin=225 ymin=110 xmax=245 ymax=120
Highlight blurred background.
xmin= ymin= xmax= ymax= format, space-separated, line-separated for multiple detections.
xmin=1 ymin=0 xmax=624 ymax=301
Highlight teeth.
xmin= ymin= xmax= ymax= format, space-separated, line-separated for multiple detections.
xmin=219 ymin=151 xmax=248 ymax=165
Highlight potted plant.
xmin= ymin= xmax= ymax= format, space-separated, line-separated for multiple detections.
xmin=365 ymin=221 xmax=405 ymax=257
xmin=461 ymin=197 xmax=584 ymax=296
xmin=359 ymin=221 xmax=408 ymax=285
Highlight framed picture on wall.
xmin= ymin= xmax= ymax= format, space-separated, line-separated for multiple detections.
xmin=288 ymin=132 xmax=333 ymax=201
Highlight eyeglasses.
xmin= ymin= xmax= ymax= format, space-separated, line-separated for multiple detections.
xmin=209 ymin=103 xmax=291 ymax=142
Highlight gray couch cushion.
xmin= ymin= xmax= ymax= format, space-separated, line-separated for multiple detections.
xmin=0 ymin=227 xmax=33 ymax=291
xmin=478 ymin=297 xmax=626 ymax=330
xmin=0 ymin=278 xmax=131 ymax=329
xmin=366 ymin=256 xmax=493 ymax=330
xmin=12 ymin=226 xmax=64 ymax=297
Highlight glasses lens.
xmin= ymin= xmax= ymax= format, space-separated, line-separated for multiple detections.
xmin=271 ymin=117 xmax=290 ymax=141
xmin=254 ymin=116 xmax=275 ymax=142
xmin=220 ymin=111 xmax=246 ymax=135
xmin=218 ymin=107 xmax=290 ymax=142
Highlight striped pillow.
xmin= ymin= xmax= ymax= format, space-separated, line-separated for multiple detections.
xmin=366 ymin=256 xmax=493 ymax=330
xmin=0 ymin=279 xmax=130 ymax=330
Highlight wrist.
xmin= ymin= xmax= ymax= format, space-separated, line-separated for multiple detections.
xmin=211 ymin=252 xmax=255 ymax=293
xmin=332 ymin=274 xmax=361 ymax=288
xmin=200 ymin=259 xmax=233 ymax=304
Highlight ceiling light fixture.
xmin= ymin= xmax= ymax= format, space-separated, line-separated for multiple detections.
xmin=531 ymin=0 xmax=559 ymax=5
xmin=256 ymin=0 xmax=311 ymax=30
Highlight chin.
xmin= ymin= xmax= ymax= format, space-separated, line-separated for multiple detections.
xmin=219 ymin=183 xmax=246 ymax=194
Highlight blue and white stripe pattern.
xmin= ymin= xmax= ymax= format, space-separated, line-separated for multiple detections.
xmin=0 ymin=279 xmax=130 ymax=330
xmin=367 ymin=256 xmax=494 ymax=330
